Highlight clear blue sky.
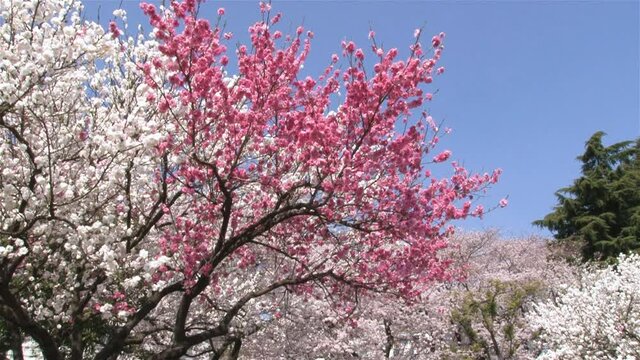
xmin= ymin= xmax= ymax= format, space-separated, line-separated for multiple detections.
xmin=85 ymin=0 xmax=639 ymax=237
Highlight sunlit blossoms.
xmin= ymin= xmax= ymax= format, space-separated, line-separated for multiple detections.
xmin=239 ymin=231 xmax=576 ymax=359
xmin=0 ymin=0 xmax=503 ymax=358
xmin=529 ymin=254 xmax=640 ymax=360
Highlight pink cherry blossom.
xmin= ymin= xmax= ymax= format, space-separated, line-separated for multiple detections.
xmin=433 ymin=150 xmax=452 ymax=163
xmin=432 ymin=35 xmax=441 ymax=48
xmin=109 ymin=20 xmax=121 ymax=38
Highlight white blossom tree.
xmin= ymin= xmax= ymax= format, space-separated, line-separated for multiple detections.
xmin=238 ymin=230 xmax=575 ymax=359
xmin=528 ymin=254 xmax=640 ymax=360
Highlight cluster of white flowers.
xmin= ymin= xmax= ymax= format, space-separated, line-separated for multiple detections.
xmin=0 ymin=0 xmax=186 ymax=336
xmin=529 ymin=254 xmax=640 ymax=359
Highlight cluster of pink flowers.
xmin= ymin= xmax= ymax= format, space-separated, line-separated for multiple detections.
xmin=135 ymin=0 xmax=502 ymax=300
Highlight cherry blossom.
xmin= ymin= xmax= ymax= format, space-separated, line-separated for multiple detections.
xmin=529 ymin=254 xmax=640 ymax=359
xmin=0 ymin=0 xmax=501 ymax=358
xmin=238 ymin=231 xmax=575 ymax=359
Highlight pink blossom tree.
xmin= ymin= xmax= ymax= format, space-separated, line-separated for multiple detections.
xmin=0 ymin=0 xmax=500 ymax=358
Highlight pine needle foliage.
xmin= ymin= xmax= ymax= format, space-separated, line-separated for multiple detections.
xmin=535 ymin=131 xmax=640 ymax=261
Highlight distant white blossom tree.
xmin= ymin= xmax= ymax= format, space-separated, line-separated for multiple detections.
xmin=239 ymin=230 xmax=575 ymax=359
xmin=528 ymin=254 xmax=640 ymax=360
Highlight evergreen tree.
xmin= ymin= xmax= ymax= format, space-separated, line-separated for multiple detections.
xmin=534 ymin=131 xmax=640 ymax=261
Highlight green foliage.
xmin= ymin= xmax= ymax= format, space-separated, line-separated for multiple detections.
xmin=0 ymin=318 xmax=25 ymax=358
xmin=450 ymin=280 xmax=541 ymax=360
xmin=535 ymin=131 xmax=640 ymax=261
xmin=0 ymin=319 xmax=13 ymax=353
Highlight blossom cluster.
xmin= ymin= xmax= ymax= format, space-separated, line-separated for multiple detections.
xmin=529 ymin=254 xmax=640 ymax=359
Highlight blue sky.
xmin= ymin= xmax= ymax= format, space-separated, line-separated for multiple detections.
xmin=85 ymin=1 xmax=639 ymax=237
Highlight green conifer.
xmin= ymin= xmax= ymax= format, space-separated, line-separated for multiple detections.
xmin=534 ymin=132 xmax=640 ymax=261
